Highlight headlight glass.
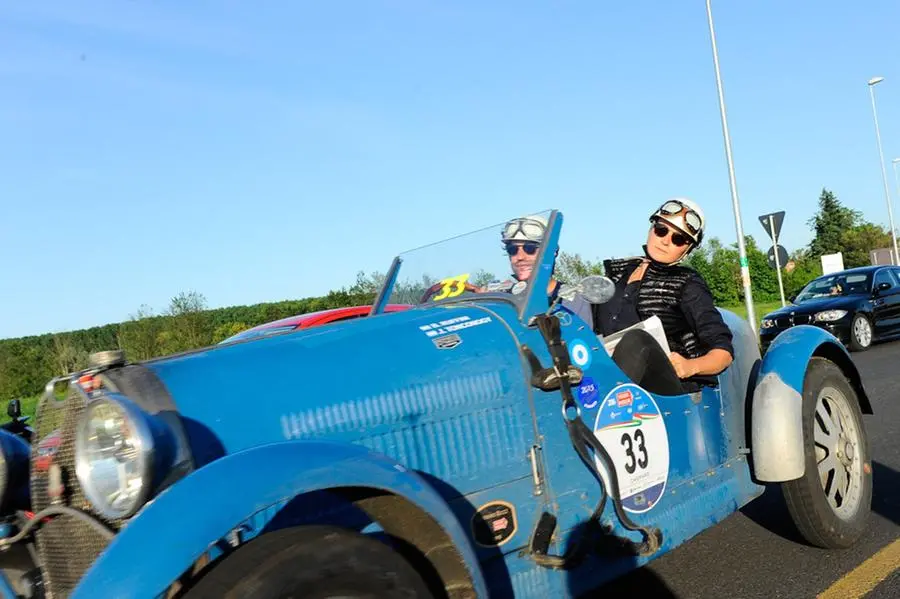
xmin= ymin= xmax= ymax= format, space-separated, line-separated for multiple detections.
xmin=761 ymin=319 xmax=776 ymax=329
xmin=75 ymin=397 xmax=153 ymax=520
xmin=815 ymin=310 xmax=848 ymax=322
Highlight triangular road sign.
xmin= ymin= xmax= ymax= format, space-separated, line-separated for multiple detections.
xmin=759 ymin=211 xmax=785 ymax=241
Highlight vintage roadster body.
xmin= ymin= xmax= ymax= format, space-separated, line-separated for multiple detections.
xmin=0 ymin=210 xmax=873 ymax=598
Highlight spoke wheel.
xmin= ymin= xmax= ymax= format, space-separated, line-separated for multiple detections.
xmin=781 ymin=358 xmax=872 ymax=549
xmin=813 ymin=386 xmax=864 ymax=521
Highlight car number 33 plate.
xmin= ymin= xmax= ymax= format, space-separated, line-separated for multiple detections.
xmin=592 ymin=383 xmax=670 ymax=514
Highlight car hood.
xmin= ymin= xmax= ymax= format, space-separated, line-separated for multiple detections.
xmin=142 ymin=300 xmax=530 ymax=465
xmin=765 ymin=295 xmax=862 ymax=318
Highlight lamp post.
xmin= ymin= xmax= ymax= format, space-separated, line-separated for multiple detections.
xmin=867 ymin=77 xmax=899 ymax=265
xmin=705 ymin=0 xmax=757 ymax=334
xmin=893 ymin=158 xmax=900 ymax=259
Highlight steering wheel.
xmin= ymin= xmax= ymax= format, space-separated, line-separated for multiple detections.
xmin=419 ymin=281 xmax=481 ymax=304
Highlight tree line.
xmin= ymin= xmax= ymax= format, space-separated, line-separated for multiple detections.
xmin=0 ymin=188 xmax=891 ymax=401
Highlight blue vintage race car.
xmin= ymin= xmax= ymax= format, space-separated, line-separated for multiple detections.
xmin=0 ymin=210 xmax=874 ymax=598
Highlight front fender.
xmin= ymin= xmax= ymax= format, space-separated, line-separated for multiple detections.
xmin=71 ymin=441 xmax=487 ymax=599
xmin=750 ymin=325 xmax=871 ymax=483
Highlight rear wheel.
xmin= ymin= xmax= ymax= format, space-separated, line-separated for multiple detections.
xmin=184 ymin=525 xmax=436 ymax=599
xmin=781 ymin=358 xmax=872 ymax=549
xmin=848 ymin=313 xmax=873 ymax=352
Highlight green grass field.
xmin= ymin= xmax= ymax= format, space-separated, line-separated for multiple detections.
xmin=720 ymin=301 xmax=783 ymax=323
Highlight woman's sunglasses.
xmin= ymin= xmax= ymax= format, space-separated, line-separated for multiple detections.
xmin=505 ymin=242 xmax=540 ymax=256
xmin=653 ymin=223 xmax=691 ymax=247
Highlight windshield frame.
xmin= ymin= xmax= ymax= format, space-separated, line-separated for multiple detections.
xmin=369 ymin=209 xmax=563 ymax=323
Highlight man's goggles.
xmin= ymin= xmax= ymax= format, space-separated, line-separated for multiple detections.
xmin=502 ymin=217 xmax=546 ymax=243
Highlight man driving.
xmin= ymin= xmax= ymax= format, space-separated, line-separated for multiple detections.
xmin=500 ymin=214 xmax=594 ymax=329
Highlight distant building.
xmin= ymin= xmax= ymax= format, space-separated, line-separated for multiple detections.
xmin=869 ymin=247 xmax=897 ymax=266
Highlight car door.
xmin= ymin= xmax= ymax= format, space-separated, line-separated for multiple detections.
xmin=885 ymin=268 xmax=900 ymax=331
xmin=524 ymin=306 xmax=716 ymax=562
xmin=871 ymin=268 xmax=900 ymax=333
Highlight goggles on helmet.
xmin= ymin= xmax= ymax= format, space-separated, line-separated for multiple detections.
xmin=501 ymin=217 xmax=546 ymax=243
xmin=656 ymin=200 xmax=702 ymax=237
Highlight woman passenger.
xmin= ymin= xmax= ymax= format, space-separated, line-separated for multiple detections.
xmin=592 ymin=198 xmax=734 ymax=395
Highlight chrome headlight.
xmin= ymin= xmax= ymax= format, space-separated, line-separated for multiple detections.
xmin=815 ymin=310 xmax=848 ymax=322
xmin=761 ymin=319 xmax=776 ymax=329
xmin=75 ymin=395 xmax=156 ymax=520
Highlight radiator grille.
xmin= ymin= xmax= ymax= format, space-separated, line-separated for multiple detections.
xmin=30 ymin=385 xmax=116 ymax=598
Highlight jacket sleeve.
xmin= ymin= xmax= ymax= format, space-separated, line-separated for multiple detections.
xmin=680 ymin=275 xmax=734 ymax=356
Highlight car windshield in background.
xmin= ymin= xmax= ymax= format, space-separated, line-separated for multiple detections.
xmin=377 ymin=210 xmax=554 ymax=308
xmin=794 ymin=272 xmax=872 ymax=302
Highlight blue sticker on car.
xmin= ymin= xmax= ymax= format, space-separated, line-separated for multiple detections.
xmin=577 ymin=376 xmax=599 ymax=409
xmin=568 ymin=339 xmax=592 ymax=369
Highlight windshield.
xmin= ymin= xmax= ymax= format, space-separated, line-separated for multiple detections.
xmin=794 ymin=272 xmax=872 ymax=302
xmin=377 ymin=210 xmax=556 ymax=309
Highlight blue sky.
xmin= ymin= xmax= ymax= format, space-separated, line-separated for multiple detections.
xmin=2 ymin=1 xmax=899 ymax=339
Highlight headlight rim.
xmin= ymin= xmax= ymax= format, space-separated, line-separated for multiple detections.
xmin=74 ymin=394 xmax=156 ymax=521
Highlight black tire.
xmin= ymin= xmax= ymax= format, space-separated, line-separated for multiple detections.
xmin=847 ymin=313 xmax=873 ymax=352
xmin=781 ymin=358 xmax=872 ymax=549
xmin=183 ymin=525 xmax=436 ymax=599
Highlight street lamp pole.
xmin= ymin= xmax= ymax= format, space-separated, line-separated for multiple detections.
xmin=893 ymin=157 xmax=900 ymax=262
xmin=867 ymin=77 xmax=899 ymax=265
xmin=705 ymin=0 xmax=757 ymax=334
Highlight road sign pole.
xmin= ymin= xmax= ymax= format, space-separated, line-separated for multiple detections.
xmin=769 ymin=214 xmax=787 ymax=307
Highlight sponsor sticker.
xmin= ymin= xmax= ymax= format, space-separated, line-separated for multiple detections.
xmin=471 ymin=501 xmax=517 ymax=547
xmin=616 ymin=390 xmax=633 ymax=408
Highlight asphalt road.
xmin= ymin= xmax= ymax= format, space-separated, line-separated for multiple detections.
xmin=590 ymin=338 xmax=900 ymax=599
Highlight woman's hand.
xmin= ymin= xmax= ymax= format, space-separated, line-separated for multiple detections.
xmin=668 ymin=352 xmax=697 ymax=379
xmin=669 ymin=348 xmax=733 ymax=379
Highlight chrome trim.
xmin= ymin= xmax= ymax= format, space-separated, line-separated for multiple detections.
xmin=529 ymin=445 xmax=543 ymax=495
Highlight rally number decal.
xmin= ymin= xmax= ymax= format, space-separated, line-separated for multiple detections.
xmin=433 ymin=273 xmax=470 ymax=301
xmin=620 ymin=428 xmax=649 ymax=474
xmin=592 ymin=383 xmax=669 ymax=513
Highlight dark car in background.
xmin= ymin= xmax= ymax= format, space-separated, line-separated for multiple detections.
xmin=759 ymin=265 xmax=900 ymax=352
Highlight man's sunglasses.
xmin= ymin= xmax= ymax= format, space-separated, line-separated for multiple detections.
xmin=653 ymin=223 xmax=691 ymax=247
xmin=505 ymin=242 xmax=540 ymax=256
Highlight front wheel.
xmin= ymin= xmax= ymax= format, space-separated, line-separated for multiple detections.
xmin=183 ymin=525 xmax=436 ymax=599
xmin=848 ymin=313 xmax=873 ymax=352
xmin=781 ymin=358 xmax=872 ymax=549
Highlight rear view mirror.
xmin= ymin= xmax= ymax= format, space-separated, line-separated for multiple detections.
xmin=558 ymin=275 xmax=616 ymax=305
xmin=877 ymin=281 xmax=892 ymax=293
xmin=7 ymin=399 xmax=21 ymax=420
